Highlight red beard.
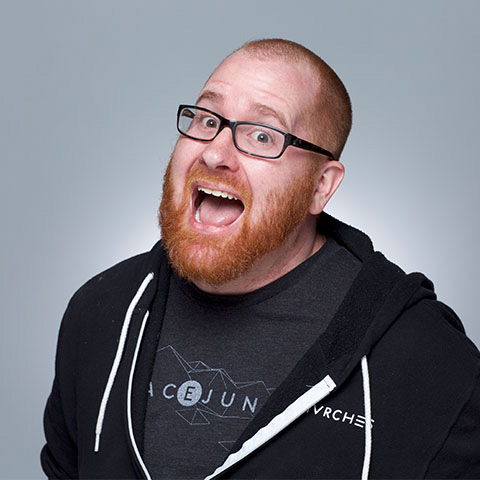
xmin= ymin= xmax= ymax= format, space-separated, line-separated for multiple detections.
xmin=159 ymin=160 xmax=317 ymax=286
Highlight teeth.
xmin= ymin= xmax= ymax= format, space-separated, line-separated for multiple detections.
xmin=198 ymin=186 xmax=238 ymax=201
xmin=195 ymin=207 xmax=200 ymax=222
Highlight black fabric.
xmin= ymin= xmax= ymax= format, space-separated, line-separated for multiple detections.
xmin=223 ymin=278 xmax=480 ymax=479
xmin=425 ymin=371 xmax=480 ymax=477
xmin=41 ymin=213 xmax=480 ymax=479
xmin=143 ymin=238 xmax=361 ymax=479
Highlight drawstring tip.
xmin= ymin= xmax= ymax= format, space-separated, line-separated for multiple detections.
xmin=94 ymin=434 xmax=100 ymax=453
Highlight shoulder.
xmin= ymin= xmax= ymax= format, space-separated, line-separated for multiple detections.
xmin=72 ymin=251 xmax=149 ymax=302
xmin=396 ymin=298 xmax=480 ymax=475
xmin=385 ymin=297 xmax=479 ymax=372
xmin=62 ymin=241 xmax=167 ymax=332
xmin=365 ymin=294 xmax=480 ymax=473
xmin=370 ymin=294 xmax=479 ymax=420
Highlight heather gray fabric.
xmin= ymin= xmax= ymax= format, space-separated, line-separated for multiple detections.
xmin=144 ymin=238 xmax=361 ymax=478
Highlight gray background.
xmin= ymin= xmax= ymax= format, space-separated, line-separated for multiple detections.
xmin=1 ymin=0 xmax=479 ymax=477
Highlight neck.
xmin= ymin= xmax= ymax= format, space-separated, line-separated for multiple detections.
xmin=193 ymin=217 xmax=325 ymax=295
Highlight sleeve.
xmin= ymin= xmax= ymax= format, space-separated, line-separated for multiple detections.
xmin=425 ymin=368 xmax=480 ymax=478
xmin=41 ymin=300 xmax=80 ymax=479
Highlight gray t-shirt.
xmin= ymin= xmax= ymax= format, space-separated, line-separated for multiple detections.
xmin=144 ymin=237 xmax=361 ymax=479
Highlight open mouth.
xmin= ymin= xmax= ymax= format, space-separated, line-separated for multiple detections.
xmin=192 ymin=185 xmax=245 ymax=227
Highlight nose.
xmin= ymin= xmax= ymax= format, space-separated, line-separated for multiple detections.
xmin=200 ymin=127 xmax=240 ymax=172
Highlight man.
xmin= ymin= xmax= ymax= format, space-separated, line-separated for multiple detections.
xmin=42 ymin=39 xmax=480 ymax=479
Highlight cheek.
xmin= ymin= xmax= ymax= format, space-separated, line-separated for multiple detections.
xmin=248 ymin=160 xmax=313 ymax=211
xmin=246 ymin=175 xmax=280 ymax=219
xmin=172 ymin=136 xmax=202 ymax=166
xmin=252 ymin=165 xmax=296 ymax=196
xmin=246 ymin=161 xmax=281 ymax=193
xmin=169 ymin=141 xmax=198 ymax=193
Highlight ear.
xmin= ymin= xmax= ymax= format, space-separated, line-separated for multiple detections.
xmin=309 ymin=161 xmax=345 ymax=215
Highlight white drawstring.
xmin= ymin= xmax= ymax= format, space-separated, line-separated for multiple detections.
xmin=92 ymin=270 xmax=374 ymax=480
xmin=361 ymin=355 xmax=372 ymax=480
xmin=127 ymin=310 xmax=152 ymax=479
xmin=94 ymin=272 xmax=154 ymax=453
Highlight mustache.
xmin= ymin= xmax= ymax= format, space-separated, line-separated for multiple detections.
xmin=183 ymin=164 xmax=252 ymax=205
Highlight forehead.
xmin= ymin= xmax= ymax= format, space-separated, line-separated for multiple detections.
xmin=198 ymin=52 xmax=318 ymax=132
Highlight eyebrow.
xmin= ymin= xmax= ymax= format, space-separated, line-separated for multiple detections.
xmin=196 ymin=90 xmax=222 ymax=105
xmin=196 ymin=91 xmax=290 ymax=132
xmin=251 ymin=102 xmax=289 ymax=131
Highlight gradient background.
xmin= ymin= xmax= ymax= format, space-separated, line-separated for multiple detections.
xmin=1 ymin=1 xmax=479 ymax=477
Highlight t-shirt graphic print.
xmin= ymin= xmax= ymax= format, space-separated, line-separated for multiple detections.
xmin=144 ymin=345 xmax=274 ymax=478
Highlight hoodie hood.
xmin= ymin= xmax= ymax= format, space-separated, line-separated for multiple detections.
xmin=47 ymin=211 xmax=477 ymax=480
xmin=109 ymin=212 xmax=439 ymax=478
xmin=201 ymin=213 xmax=439 ymax=478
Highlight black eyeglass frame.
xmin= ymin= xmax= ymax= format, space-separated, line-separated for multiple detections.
xmin=177 ymin=104 xmax=335 ymax=161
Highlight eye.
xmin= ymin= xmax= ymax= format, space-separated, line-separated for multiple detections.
xmin=252 ymin=130 xmax=272 ymax=144
xmin=182 ymin=108 xmax=195 ymax=119
xmin=201 ymin=116 xmax=218 ymax=129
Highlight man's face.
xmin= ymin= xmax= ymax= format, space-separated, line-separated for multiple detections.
xmin=159 ymin=52 xmax=321 ymax=286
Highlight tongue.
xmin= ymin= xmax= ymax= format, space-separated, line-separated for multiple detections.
xmin=198 ymin=195 xmax=243 ymax=226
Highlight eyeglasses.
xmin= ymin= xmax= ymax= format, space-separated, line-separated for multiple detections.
xmin=177 ymin=104 xmax=335 ymax=160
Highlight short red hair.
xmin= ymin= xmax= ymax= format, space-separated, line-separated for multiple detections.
xmin=235 ymin=38 xmax=352 ymax=160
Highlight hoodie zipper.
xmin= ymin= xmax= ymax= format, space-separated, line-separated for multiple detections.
xmin=204 ymin=356 xmax=372 ymax=480
xmin=93 ymin=272 xmax=155 ymax=479
xmin=106 ymin=271 xmax=373 ymax=480
xmin=127 ymin=308 xmax=153 ymax=480
xmin=119 ymin=274 xmax=336 ymax=479
xmin=94 ymin=272 xmax=155 ymax=454
xmin=204 ymin=375 xmax=337 ymax=480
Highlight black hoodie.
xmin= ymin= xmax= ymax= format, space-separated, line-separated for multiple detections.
xmin=41 ymin=213 xmax=480 ymax=479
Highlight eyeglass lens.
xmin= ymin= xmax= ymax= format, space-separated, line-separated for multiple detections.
xmin=178 ymin=106 xmax=285 ymax=157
